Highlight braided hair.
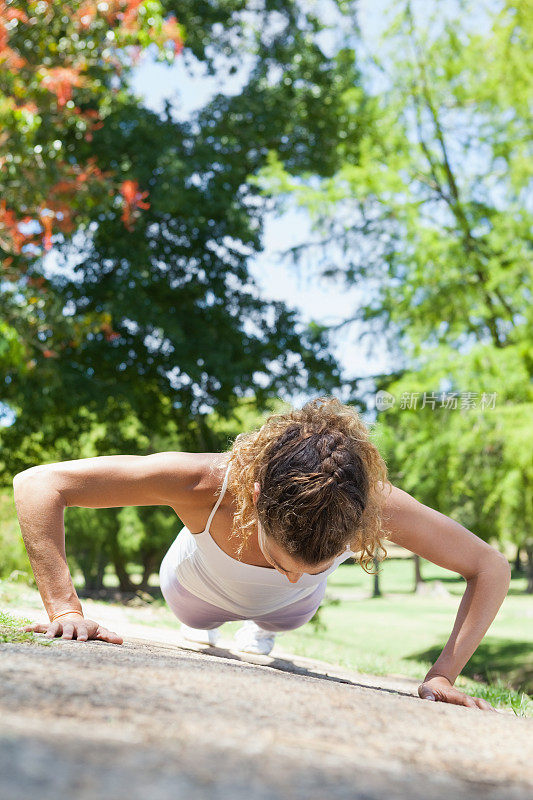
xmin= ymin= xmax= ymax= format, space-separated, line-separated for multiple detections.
xmin=221 ymin=395 xmax=391 ymax=573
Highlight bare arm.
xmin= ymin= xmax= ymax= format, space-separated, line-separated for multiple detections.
xmin=380 ymin=483 xmax=511 ymax=689
xmin=12 ymin=452 xmax=205 ymax=623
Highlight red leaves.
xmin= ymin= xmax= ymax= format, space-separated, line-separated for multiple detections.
xmin=33 ymin=158 xmax=111 ymax=249
xmin=80 ymin=108 xmax=104 ymax=131
xmin=3 ymin=5 xmax=28 ymax=23
xmin=40 ymin=67 xmax=85 ymax=107
xmin=118 ymin=0 xmax=145 ymax=30
xmin=0 ymin=200 xmax=30 ymax=254
xmin=1 ymin=157 xmax=109 ymax=255
xmin=0 ymin=5 xmax=26 ymax=69
xmin=0 ymin=1 xmax=28 ymax=56
xmin=120 ymin=179 xmax=150 ymax=231
xmin=73 ymin=2 xmax=98 ymax=30
xmin=38 ymin=212 xmax=53 ymax=251
xmin=101 ymin=323 xmax=121 ymax=342
xmin=0 ymin=45 xmax=25 ymax=69
xmin=27 ymin=275 xmax=47 ymax=289
xmin=17 ymin=101 xmax=38 ymax=115
xmin=51 ymin=156 xmax=109 ymax=194
xmin=161 ymin=14 xmax=184 ymax=55
xmin=0 ymin=1 xmax=182 ymax=269
xmin=120 ymin=179 xmax=145 ymax=205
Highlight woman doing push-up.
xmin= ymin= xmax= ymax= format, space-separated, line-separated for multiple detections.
xmin=14 ymin=396 xmax=510 ymax=711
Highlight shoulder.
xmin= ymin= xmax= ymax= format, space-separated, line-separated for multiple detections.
xmin=169 ymin=451 xmax=231 ymax=511
xmin=162 ymin=448 xmax=228 ymax=488
xmin=193 ymin=452 xmax=232 ymax=494
xmin=169 ymin=451 xmax=233 ymax=534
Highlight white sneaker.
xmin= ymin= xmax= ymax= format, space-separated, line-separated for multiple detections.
xmin=233 ymin=620 xmax=276 ymax=656
xmin=180 ymin=623 xmax=220 ymax=646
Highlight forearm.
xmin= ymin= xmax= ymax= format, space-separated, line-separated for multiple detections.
xmin=424 ymin=556 xmax=511 ymax=685
xmin=13 ymin=471 xmax=82 ymax=621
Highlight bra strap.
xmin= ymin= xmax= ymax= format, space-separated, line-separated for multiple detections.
xmin=203 ymin=462 xmax=231 ymax=533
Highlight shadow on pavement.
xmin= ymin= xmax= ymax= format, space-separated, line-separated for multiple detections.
xmin=171 ymin=638 xmax=417 ymax=699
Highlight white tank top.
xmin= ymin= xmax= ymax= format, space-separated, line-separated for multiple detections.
xmin=166 ymin=461 xmax=355 ymax=616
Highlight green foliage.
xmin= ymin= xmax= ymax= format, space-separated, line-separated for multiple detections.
xmin=64 ymin=506 xmax=113 ymax=591
xmin=0 ymin=319 xmax=25 ymax=374
xmin=373 ymin=341 xmax=533 ymax=555
xmin=253 ymin=0 xmax=533 ymax=577
xmin=2 ymin=2 xmax=361 ymax=477
xmin=256 ymin=0 xmax=533 ymax=354
xmin=0 ymin=485 xmax=30 ymax=579
xmin=0 ymin=0 xmax=183 ymax=265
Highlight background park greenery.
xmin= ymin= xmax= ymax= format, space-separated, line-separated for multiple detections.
xmin=0 ymin=1 xmax=531 ymax=705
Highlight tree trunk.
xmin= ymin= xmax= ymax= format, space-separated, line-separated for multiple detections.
xmin=139 ymin=552 xmax=158 ymax=591
xmin=414 ymin=554 xmax=424 ymax=592
xmin=96 ymin=551 xmax=106 ymax=591
xmin=109 ymin=537 xmax=136 ymax=593
xmin=80 ymin=551 xmax=107 ymax=592
xmin=526 ymin=544 xmax=533 ymax=595
xmin=81 ymin=565 xmax=98 ymax=592
xmin=372 ymin=556 xmax=381 ymax=598
xmin=514 ymin=546 xmax=522 ymax=573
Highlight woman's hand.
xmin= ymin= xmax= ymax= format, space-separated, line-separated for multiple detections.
xmin=22 ymin=613 xmax=123 ymax=645
xmin=418 ymin=675 xmax=496 ymax=712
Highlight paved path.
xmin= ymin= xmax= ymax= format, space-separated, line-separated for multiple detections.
xmin=1 ymin=631 xmax=532 ymax=800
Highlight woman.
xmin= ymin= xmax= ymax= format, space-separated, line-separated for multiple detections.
xmin=14 ymin=396 xmax=510 ymax=711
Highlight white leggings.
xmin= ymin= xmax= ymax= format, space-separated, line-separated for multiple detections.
xmin=159 ymin=560 xmax=327 ymax=632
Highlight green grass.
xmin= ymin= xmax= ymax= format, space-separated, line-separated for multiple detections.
xmin=0 ymin=608 xmax=53 ymax=646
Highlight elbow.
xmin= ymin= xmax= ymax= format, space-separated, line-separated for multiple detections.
xmin=491 ymin=549 xmax=511 ymax=576
xmin=13 ymin=466 xmax=48 ymax=497
xmin=13 ymin=471 xmax=28 ymax=494
xmin=13 ymin=468 xmax=65 ymax=518
xmin=473 ymin=549 xmax=511 ymax=584
xmin=13 ymin=468 xmax=34 ymax=489
xmin=496 ymin=551 xmax=512 ymax=584
xmin=13 ymin=471 xmax=32 ymax=504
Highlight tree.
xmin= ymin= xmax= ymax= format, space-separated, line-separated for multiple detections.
xmin=0 ymin=0 xmax=183 ymax=269
xmin=0 ymin=0 xmax=184 ymax=391
xmin=1 ymin=0 xmax=367 ymax=477
xmin=251 ymin=0 xmax=533 ymax=587
xmin=373 ymin=342 xmax=533 ymax=592
xmin=253 ymin=0 xmax=532 ymax=368
xmin=372 ymin=553 xmax=382 ymax=598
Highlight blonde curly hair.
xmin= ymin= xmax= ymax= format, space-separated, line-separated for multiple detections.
xmin=218 ymin=395 xmax=391 ymax=574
